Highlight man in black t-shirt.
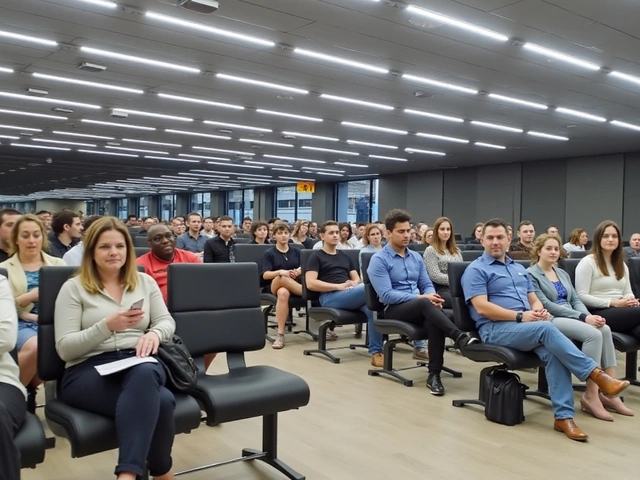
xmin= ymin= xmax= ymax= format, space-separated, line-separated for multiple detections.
xmin=306 ymin=221 xmax=383 ymax=367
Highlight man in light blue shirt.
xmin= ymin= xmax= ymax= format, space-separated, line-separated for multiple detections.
xmin=368 ymin=209 xmax=478 ymax=396
xmin=461 ymin=218 xmax=629 ymax=441
xmin=176 ymin=212 xmax=207 ymax=257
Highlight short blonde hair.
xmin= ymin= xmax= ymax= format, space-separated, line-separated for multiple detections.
xmin=78 ymin=217 xmax=138 ymax=294
xmin=9 ymin=214 xmax=48 ymax=256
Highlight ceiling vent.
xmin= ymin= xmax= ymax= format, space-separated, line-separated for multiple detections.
xmin=78 ymin=62 xmax=107 ymax=73
xmin=158 ymin=0 xmax=219 ymax=14
xmin=27 ymin=88 xmax=48 ymax=96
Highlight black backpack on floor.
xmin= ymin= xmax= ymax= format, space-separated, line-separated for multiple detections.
xmin=484 ymin=369 xmax=527 ymax=426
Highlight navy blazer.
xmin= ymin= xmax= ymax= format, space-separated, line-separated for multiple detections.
xmin=527 ymin=263 xmax=590 ymax=320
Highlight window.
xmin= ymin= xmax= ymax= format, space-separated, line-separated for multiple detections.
xmin=116 ymin=198 xmax=128 ymax=220
xmin=86 ymin=201 xmax=95 ymax=216
xmin=159 ymin=194 xmax=176 ymax=221
xmin=275 ymin=186 xmax=296 ymax=222
xmin=243 ymin=189 xmax=254 ymax=221
xmin=277 ymin=200 xmax=295 ymax=208
xmin=138 ymin=197 xmax=149 ymax=218
xmin=202 ymin=192 xmax=211 ymax=217
xmin=371 ymin=179 xmax=379 ymax=221
xmin=227 ymin=189 xmax=243 ymax=225
xmin=96 ymin=199 xmax=109 ymax=216
xmin=336 ymin=179 xmax=377 ymax=223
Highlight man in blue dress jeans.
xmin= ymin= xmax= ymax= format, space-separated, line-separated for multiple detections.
xmin=461 ymin=218 xmax=629 ymax=441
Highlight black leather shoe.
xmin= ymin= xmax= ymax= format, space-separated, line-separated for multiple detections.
xmin=455 ymin=332 xmax=479 ymax=350
xmin=426 ymin=373 xmax=445 ymax=396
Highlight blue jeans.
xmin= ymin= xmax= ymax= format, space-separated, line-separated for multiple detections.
xmin=320 ymin=285 xmax=382 ymax=355
xmin=479 ymin=321 xmax=597 ymax=420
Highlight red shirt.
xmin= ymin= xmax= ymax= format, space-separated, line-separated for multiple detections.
xmin=136 ymin=249 xmax=202 ymax=303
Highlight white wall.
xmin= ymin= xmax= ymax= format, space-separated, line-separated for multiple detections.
xmin=35 ymin=199 xmax=86 ymax=213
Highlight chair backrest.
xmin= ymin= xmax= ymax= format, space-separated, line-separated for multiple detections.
xmin=508 ymin=251 xmax=531 ymax=261
xmin=447 ymin=262 xmax=478 ymax=333
xmin=559 ymin=258 xmax=580 ymax=285
xmin=132 ymin=236 xmax=149 ymax=248
xmin=235 ymin=233 xmax=251 ymax=239
xmin=513 ymin=259 xmax=531 ymax=268
xmin=134 ymin=247 xmax=150 ymax=258
xmin=360 ymin=251 xmax=384 ymax=312
xmin=233 ymin=243 xmax=272 ymax=272
xmin=468 ymin=244 xmax=484 ymax=251
xmin=233 ymin=236 xmax=250 ymax=244
xmin=37 ymin=266 xmax=80 ymax=381
xmin=462 ymin=250 xmax=483 ymax=261
xmin=626 ymin=258 xmax=640 ymax=298
xmin=408 ymin=243 xmax=427 ymax=254
xmin=569 ymin=250 xmax=588 ymax=259
xmin=167 ymin=263 xmax=264 ymax=357
xmin=454 ymin=234 xmax=462 ymax=241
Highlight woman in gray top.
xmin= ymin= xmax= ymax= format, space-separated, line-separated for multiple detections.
xmin=423 ymin=217 xmax=462 ymax=306
xmin=55 ymin=217 xmax=177 ymax=480
xmin=528 ymin=233 xmax=632 ymax=420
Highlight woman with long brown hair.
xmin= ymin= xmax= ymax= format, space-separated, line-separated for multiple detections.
xmin=423 ymin=217 xmax=462 ymax=296
xmin=564 ymin=228 xmax=588 ymax=253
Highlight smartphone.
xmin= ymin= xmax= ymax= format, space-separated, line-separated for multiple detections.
xmin=130 ymin=299 xmax=144 ymax=311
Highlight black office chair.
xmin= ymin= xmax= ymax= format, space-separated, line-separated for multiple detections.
xmin=568 ymin=250 xmax=588 ymax=259
xmin=233 ymin=244 xmax=313 ymax=341
xmin=447 ymin=262 xmax=550 ymax=414
xmin=408 ymin=243 xmax=427 ymax=254
xmin=300 ymin=249 xmax=368 ymax=364
xmin=134 ymin=246 xmax=150 ymax=258
xmin=167 ymin=263 xmax=310 ymax=480
xmin=132 ymin=236 xmax=149 ymax=247
xmin=360 ymin=252 xmax=461 ymax=387
xmin=37 ymin=266 xmax=202 ymax=477
xmin=462 ymin=250 xmax=483 ymax=261
xmin=560 ymin=258 xmax=640 ymax=387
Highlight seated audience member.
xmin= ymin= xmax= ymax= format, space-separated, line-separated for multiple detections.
xmin=0 ymin=209 xmax=21 ymax=263
xmin=55 ymin=217 xmax=177 ymax=480
xmin=241 ymin=217 xmax=253 ymax=235
xmin=203 ymin=215 xmax=235 ymax=263
xmin=307 ymin=221 xmax=319 ymax=240
xmin=176 ymin=212 xmax=207 ymax=256
xmin=409 ymin=227 xmax=419 ymax=244
xmin=466 ymin=222 xmax=484 ymax=244
xmin=0 ymin=274 xmax=26 ymax=480
xmin=169 ymin=217 xmax=184 ymax=237
xmin=368 ymin=210 xmax=477 ymax=394
xmin=291 ymin=220 xmax=315 ymax=249
xmin=201 ymin=217 xmax=215 ymax=239
xmin=338 ymin=222 xmax=354 ymax=249
xmin=359 ymin=223 xmax=384 ymax=271
xmin=48 ymin=210 xmax=82 ymax=258
xmin=461 ymin=218 xmax=629 ymax=441
xmin=0 ymin=214 xmax=65 ymax=408
xmin=63 ymin=215 xmax=101 ymax=267
xmin=423 ymin=217 xmax=462 ymax=306
xmin=528 ymin=234 xmax=632 ymax=419
xmin=261 ymin=223 xmax=302 ymax=350
xmin=137 ymin=217 xmax=154 ymax=236
xmin=546 ymin=225 xmax=560 ymax=236
xmin=421 ymin=227 xmax=434 ymax=245
xmin=348 ymin=223 xmax=366 ymax=248
xmin=125 ymin=215 xmax=138 ymax=227
xmin=575 ymin=221 xmax=640 ymax=341
xmin=306 ymin=221 xmax=383 ymax=366
xmin=509 ymin=220 xmax=535 ymax=254
xmin=267 ymin=218 xmax=279 ymax=237
xmin=624 ymin=232 xmax=640 ymax=259
xmin=417 ymin=223 xmax=429 ymax=240
xmin=249 ymin=221 xmax=269 ymax=244
xmin=564 ymin=228 xmax=588 ymax=253
xmin=36 ymin=210 xmax=52 ymax=233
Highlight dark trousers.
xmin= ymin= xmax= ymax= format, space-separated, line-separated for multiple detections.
xmin=60 ymin=351 xmax=176 ymax=477
xmin=0 ymin=382 xmax=26 ymax=480
xmin=386 ymin=298 xmax=461 ymax=373
xmin=591 ymin=307 xmax=640 ymax=339
xmin=433 ymin=284 xmax=452 ymax=309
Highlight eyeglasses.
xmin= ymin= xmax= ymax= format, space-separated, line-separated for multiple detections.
xmin=150 ymin=232 xmax=174 ymax=243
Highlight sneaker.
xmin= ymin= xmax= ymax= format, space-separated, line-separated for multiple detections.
xmin=272 ymin=334 xmax=285 ymax=350
xmin=371 ymin=352 xmax=384 ymax=368
xmin=412 ymin=347 xmax=429 ymax=360
xmin=426 ymin=373 xmax=445 ymax=396
xmin=454 ymin=332 xmax=479 ymax=350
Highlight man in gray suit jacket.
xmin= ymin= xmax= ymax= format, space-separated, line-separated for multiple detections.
xmin=624 ymin=233 xmax=640 ymax=259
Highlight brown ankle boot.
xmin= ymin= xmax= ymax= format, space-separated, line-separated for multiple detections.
xmin=588 ymin=369 xmax=630 ymax=397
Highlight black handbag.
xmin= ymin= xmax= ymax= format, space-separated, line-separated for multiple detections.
xmin=155 ymin=335 xmax=199 ymax=393
xmin=484 ymin=369 xmax=527 ymax=426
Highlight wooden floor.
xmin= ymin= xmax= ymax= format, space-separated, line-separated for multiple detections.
xmin=23 ymin=324 xmax=640 ymax=480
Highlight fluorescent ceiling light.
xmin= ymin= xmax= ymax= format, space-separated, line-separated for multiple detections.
xmin=403 ymin=74 xmax=478 ymax=95
xmin=0 ymin=67 xmax=13 ymax=74
xmin=264 ymin=154 xmax=325 ymax=164
xmin=144 ymin=12 xmax=275 ymax=47
xmin=369 ymin=154 xmax=407 ymax=162
xmin=333 ymin=162 xmax=368 ymax=168
xmin=178 ymin=173 xmax=230 ymax=178
xmin=527 ymin=131 xmax=569 ymax=141
xmin=609 ymin=71 xmax=640 ymax=86
xmin=193 ymin=146 xmax=255 ymax=156
xmin=11 ymin=143 xmax=70 ymax=151
xmin=301 ymin=146 xmax=359 ymax=156
xmin=555 ymin=107 xmax=606 ymax=122
xmin=0 ymin=30 xmax=58 ymax=47
xmin=302 ymin=166 xmax=345 ymax=173
xmin=143 ymin=156 xmax=198 ymax=163
xmin=203 ymin=120 xmax=272 ymax=133
xmin=0 ymin=124 xmax=42 ymax=132
xmin=256 ymin=109 xmax=322 ymax=122
xmin=271 ymin=168 xmax=300 ymax=173
xmin=78 ymin=149 xmax=138 ymax=157
xmin=341 ymin=121 xmax=407 ymax=135
xmin=0 ymin=135 xmax=19 ymax=139
xmin=165 ymin=129 xmax=230 ymax=140
xmin=346 ymin=140 xmax=397 ymax=149
xmin=245 ymin=160 xmax=293 ymax=168
xmin=53 ymin=131 xmax=114 ymax=140
xmin=157 ymin=93 xmax=243 ymax=110
xmin=81 ymin=119 xmax=156 ymax=131
xmin=475 ymin=142 xmax=506 ymax=149
xmin=416 ymin=132 xmax=469 ymax=144
xmin=106 ymin=146 xmax=169 ymax=155
xmin=179 ymin=154 xmax=230 ymax=161
xmin=80 ymin=47 xmax=200 ymax=74
xmin=522 ymin=43 xmax=600 ymax=71
xmin=279 ymin=176 xmax=316 ymax=181
xmin=212 ymin=171 xmax=271 ymax=178
xmin=487 ymin=93 xmax=548 ymax=110
xmin=320 ymin=94 xmax=393 ymax=110
xmin=0 ymin=92 xmax=100 ymax=109
xmin=316 ymin=172 xmax=342 ymax=177
xmin=115 ymin=109 xmax=192 ymax=122
xmin=32 ymin=72 xmax=143 ymax=94
xmin=294 ymin=48 xmax=388 ymax=74
xmin=75 ymin=0 xmax=117 ymax=8
xmin=216 ymin=74 xmax=308 ymax=94
xmin=404 ymin=109 xmax=464 ymax=123
xmin=406 ymin=5 xmax=509 ymax=42
xmin=239 ymin=139 xmax=294 ymax=148
xmin=470 ymin=121 xmax=523 ymax=133
xmin=610 ymin=120 xmax=640 ymax=132
xmin=122 ymin=139 xmax=181 ymax=147
xmin=405 ymin=147 xmax=446 ymax=156
xmin=0 ymin=109 xmax=67 ymax=120
xmin=207 ymin=161 xmax=263 ymax=169
xmin=282 ymin=131 xmax=339 ymax=142
xmin=32 ymin=138 xmax=96 ymax=147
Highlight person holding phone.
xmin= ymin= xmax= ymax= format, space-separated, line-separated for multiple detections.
xmin=54 ymin=217 xmax=176 ymax=480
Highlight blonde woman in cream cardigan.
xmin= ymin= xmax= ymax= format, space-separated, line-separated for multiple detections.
xmin=0 ymin=214 xmax=65 ymax=392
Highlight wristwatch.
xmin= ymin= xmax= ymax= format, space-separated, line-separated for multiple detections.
xmin=516 ymin=312 xmax=523 ymax=323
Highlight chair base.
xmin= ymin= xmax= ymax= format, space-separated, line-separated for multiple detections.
xmin=303 ymin=322 xmax=367 ymax=364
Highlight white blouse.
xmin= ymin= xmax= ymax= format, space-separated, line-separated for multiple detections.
xmin=575 ymin=255 xmax=634 ymax=308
